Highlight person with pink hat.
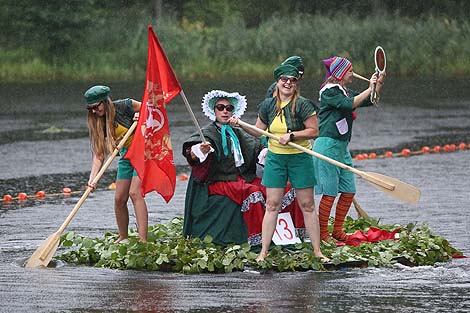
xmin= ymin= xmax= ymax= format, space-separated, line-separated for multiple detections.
xmin=313 ymin=56 xmax=385 ymax=243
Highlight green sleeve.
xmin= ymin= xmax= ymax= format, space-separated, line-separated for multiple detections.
xmin=321 ymin=87 xmax=354 ymax=112
xmin=296 ymin=97 xmax=317 ymax=121
xmin=347 ymin=88 xmax=374 ymax=108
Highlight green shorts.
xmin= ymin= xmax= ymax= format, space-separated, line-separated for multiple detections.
xmin=313 ymin=137 xmax=356 ymax=196
xmin=117 ymin=147 xmax=138 ymax=180
xmin=261 ymin=151 xmax=316 ymax=189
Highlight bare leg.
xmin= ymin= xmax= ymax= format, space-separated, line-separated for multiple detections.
xmin=256 ymin=187 xmax=284 ymax=262
xmin=129 ymin=176 xmax=148 ymax=243
xmin=114 ymin=179 xmax=131 ymax=242
xmin=296 ymin=188 xmax=329 ymax=262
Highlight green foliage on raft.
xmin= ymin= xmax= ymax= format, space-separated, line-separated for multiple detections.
xmin=56 ymin=217 xmax=463 ymax=273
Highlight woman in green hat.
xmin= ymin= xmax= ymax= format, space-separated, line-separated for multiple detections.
xmin=84 ymin=85 xmax=149 ymax=243
xmin=233 ymin=65 xmax=328 ymax=262
xmin=265 ymin=55 xmax=305 ymax=98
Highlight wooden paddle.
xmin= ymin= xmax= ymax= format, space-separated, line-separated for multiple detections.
xmin=237 ymin=120 xmax=421 ymax=205
xmin=25 ymin=121 xmax=138 ymax=268
xmin=352 ymin=198 xmax=369 ymax=218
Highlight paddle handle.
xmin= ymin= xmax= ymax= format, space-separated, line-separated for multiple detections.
xmin=38 ymin=122 xmax=138 ymax=261
xmin=237 ymin=120 xmax=394 ymax=191
xmin=370 ymin=69 xmax=379 ymax=104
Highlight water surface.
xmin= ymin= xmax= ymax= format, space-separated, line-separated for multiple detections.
xmin=1 ymin=79 xmax=469 ymax=312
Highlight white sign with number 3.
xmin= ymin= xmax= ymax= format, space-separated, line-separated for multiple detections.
xmin=272 ymin=212 xmax=302 ymax=245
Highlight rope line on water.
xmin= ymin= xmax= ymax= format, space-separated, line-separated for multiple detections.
xmin=1 ymin=142 xmax=468 ymax=202
xmin=353 ymin=142 xmax=469 ymax=160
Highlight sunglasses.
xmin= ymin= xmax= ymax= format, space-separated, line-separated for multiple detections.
xmin=86 ymin=102 xmax=102 ymax=111
xmin=215 ymin=104 xmax=234 ymax=112
xmin=279 ymin=75 xmax=298 ymax=84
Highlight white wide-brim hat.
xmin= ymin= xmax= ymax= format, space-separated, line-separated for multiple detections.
xmin=201 ymin=90 xmax=247 ymax=121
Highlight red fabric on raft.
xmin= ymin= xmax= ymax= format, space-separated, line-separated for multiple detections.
xmin=208 ymin=176 xmax=305 ymax=240
xmin=343 ymin=227 xmax=400 ymax=247
xmin=341 ymin=228 xmax=467 ymax=258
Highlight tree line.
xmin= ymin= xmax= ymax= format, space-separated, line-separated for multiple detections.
xmin=1 ymin=0 xmax=469 ymax=81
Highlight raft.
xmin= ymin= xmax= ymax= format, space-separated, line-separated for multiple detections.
xmin=56 ymin=216 xmax=465 ymax=273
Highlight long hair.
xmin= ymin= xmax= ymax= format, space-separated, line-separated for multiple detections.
xmin=87 ymin=98 xmax=116 ymax=159
xmin=274 ymin=84 xmax=300 ymax=119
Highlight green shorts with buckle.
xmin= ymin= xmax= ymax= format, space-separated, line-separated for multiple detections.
xmin=261 ymin=151 xmax=316 ymax=189
xmin=117 ymin=147 xmax=138 ymax=180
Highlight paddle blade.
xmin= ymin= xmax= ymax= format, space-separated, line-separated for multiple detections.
xmin=364 ymin=172 xmax=421 ymax=205
xmin=352 ymin=198 xmax=369 ymax=218
xmin=24 ymin=232 xmax=61 ymax=268
xmin=375 ymin=46 xmax=386 ymax=72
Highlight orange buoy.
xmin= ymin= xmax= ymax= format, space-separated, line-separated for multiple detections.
xmin=62 ymin=187 xmax=72 ymax=194
xmin=362 ymin=153 xmax=368 ymax=159
xmin=449 ymin=144 xmax=456 ymax=151
xmin=385 ymin=151 xmax=393 ymax=158
xmin=369 ymin=152 xmax=377 ymax=159
xmin=422 ymin=146 xmax=430 ymax=153
xmin=35 ymin=191 xmax=46 ymax=198
xmin=179 ymin=174 xmax=189 ymax=181
xmin=18 ymin=192 xmax=28 ymax=200
xmin=459 ymin=142 xmax=466 ymax=150
xmin=401 ymin=149 xmax=411 ymax=157
xmin=433 ymin=145 xmax=441 ymax=153
xmin=3 ymin=194 xmax=13 ymax=202
xmin=108 ymin=182 xmax=116 ymax=190
xmin=355 ymin=154 xmax=363 ymax=160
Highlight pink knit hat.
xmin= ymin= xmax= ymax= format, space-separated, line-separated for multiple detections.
xmin=322 ymin=56 xmax=352 ymax=80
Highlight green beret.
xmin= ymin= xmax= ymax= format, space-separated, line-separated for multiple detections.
xmin=281 ymin=55 xmax=304 ymax=71
xmin=274 ymin=64 xmax=299 ymax=80
xmin=84 ymin=85 xmax=110 ymax=104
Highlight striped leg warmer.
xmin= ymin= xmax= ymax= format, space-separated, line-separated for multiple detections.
xmin=319 ymin=195 xmax=335 ymax=241
xmin=332 ymin=193 xmax=355 ymax=241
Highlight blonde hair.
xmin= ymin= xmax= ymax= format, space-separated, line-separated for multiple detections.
xmin=87 ymin=98 xmax=116 ymax=159
xmin=321 ymin=75 xmax=344 ymax=88
xmin=274 ymin=85 xmax=300 ymax=119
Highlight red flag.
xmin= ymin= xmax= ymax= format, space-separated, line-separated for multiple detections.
xmin=125 ymin=25 xmax=182 ymax=202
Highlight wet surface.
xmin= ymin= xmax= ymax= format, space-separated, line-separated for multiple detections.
xmin=1 ymin=79 xmax=470 ymax=312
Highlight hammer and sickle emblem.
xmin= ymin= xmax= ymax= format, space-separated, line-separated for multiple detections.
xmin=145 ymin=102 xmax=165 ymax=133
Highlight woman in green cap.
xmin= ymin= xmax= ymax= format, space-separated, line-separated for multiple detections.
xmin=232 ymin=65 xmax=328 ymax=262
xmin=84 ymin=85 xmax=149 ymax=243
xmin=265 ymin=55 xmax=305 ymax=98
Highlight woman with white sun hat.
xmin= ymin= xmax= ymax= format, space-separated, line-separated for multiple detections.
xmin=182 ymin=90 xmax=306 ymax=247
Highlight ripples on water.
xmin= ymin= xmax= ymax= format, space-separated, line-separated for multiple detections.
xmin=1 ymin=80 xmax=470 ymax=312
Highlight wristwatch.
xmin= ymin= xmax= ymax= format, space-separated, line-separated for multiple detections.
xmin=290 ymin=132 xmax=295 ymax=141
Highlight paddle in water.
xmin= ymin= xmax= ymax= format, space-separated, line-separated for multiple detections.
xmin=25 ymin=122 xmax=138 ymax=268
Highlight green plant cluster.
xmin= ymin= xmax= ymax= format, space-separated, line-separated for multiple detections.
xmin=56 ymin=217 xmax=463 ymax=273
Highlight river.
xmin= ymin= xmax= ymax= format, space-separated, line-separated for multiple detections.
xmin=0 ymin=78 xmax=469 ymax=312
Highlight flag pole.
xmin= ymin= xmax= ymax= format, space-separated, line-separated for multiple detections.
xmin=179 ymin=90 xmax=207 ymax=143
